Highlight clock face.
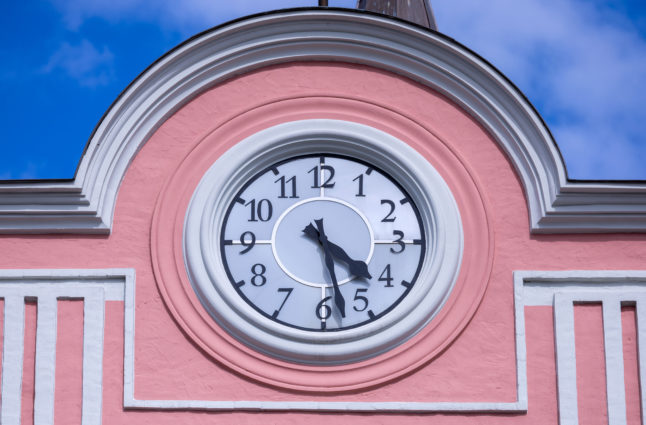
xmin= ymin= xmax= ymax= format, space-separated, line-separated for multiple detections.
xmin=220 ymin=154 xmax=425 ymax=332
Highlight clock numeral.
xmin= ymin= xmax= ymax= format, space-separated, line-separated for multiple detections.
xmin=378 ymin=264 xmax=394 ymax=287
xmin=308 ymin=165 xmax=336 ymax=189
xmin=353 ymin=174 xmax=366 ymax=197
xmin=353 ymin=288 xmax=369 ymax=312
xmin=239 ymin=231 xmax=256 ymax=254
xmin=272 ymin=287 xmax=293 ymax=318
xmin=250 ymin=263 xmax=267 ymax=286
xmin=316 ymin=296 xmax=332 ymax=320
xmin=391 ymin=230 xmax=405 ymax=254
xmin=275 ymin=175 xmax=299 ymax=199
xmin=380 ymin=200 xmax=397 ymax=222
xmin=245 ymin=199 xmax=273 ymax=222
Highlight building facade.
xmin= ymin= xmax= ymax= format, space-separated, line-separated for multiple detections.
xmin=1 ymin=6 xmax=645 ymax=425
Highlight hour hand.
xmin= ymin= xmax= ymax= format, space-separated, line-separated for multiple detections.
xmin=302 ymin=223 xmax=372 ymax=279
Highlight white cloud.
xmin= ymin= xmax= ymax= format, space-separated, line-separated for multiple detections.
xmin=47 ymin=0 xmax=356 ymax=35
xmin=42 ymin=40 xmax=115 ymax=87
xmin=18 ymin=162 xmax=40 ymax=180
xmin=433 ymin=0 xmax=646 ymax=179
xmin=0 ymin=162 xmax=41 ymax=180
xmin=42 ymin=0 xmax=646 ymax=179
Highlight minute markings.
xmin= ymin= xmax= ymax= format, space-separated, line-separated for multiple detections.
xmin=373 ymin=239 xmax=419 ymax=244
xmin=220 ymin=153 xmax=425 ymax=332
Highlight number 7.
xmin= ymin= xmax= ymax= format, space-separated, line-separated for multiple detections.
xmin=272 ymin=288 xmax=294 ymax=318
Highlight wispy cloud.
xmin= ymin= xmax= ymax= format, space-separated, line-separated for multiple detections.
xmin=18 ymin=162 xmax=40 ymax=180
xmin=46 ymin=0 xmax=348 ymax=35
xmin=0 ymin=162 xmax=41 ymax=180
xmin=42 ymin=0 xmax=646 ymax=179
xmin=434 ymin=0 xmax=646 ymax=179
xmin=42 ymin=40 xmax=115 ymax=87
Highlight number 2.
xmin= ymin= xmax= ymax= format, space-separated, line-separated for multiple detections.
xmin=381 ymin=200 xmax=396 ymax=222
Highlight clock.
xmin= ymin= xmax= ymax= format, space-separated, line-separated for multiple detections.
xmin=183 ymin=119 xmax=463 ymax=365
xmin=220 ymin=154 xmax=425 ymax=332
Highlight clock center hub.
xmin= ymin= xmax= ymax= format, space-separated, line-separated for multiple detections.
xmin=271 ymin=197 xmax=373 ymax=288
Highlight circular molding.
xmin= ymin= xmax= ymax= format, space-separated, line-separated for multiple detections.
xmin=151 ymin=96 xmax=492 ymax=392
xmin=184 ymin=119 xmax=462 ymax=365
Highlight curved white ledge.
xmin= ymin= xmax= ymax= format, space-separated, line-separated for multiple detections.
xmin=0 ymin=9 xmax=645 ymax=234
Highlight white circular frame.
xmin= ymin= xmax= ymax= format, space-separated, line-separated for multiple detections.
xmin=184 ymin=119 xmax=463 ymax=365
xmin=271 ymin=196 xmax=376 ymax=288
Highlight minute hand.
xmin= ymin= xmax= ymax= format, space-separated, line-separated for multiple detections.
xmin=314 ymin=219 xmax=346 ymax=318
xmin=303 ymin=224 xmax=372 ymax=279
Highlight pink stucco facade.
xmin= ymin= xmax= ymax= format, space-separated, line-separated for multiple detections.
xmin=0 ymin=10 xmax=644 ymax=425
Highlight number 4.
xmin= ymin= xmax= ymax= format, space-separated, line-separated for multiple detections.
xmin=378 ymin=264 xmax=394 ymax=287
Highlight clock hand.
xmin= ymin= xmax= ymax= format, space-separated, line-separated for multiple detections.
xmin=302 ymin=224 xmax=372 ymax=279
xmin=314 ymin=219 xmax=346 ymax=318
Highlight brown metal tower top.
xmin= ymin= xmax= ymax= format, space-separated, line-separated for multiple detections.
xmin=356 ymin=0 xmax=437 ymax=30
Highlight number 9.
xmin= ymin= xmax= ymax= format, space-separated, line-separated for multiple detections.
xmin=240 ymin=231 xmax=256 ymax=254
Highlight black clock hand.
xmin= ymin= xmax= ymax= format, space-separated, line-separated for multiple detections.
xmin=302 ymin=224 xmax=372 ymax=279
xmin=314 ymin=219 xmax=346 ymax=318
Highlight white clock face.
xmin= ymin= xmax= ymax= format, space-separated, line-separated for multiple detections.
xmin=221 ymin=154 xmax=425 ymax=332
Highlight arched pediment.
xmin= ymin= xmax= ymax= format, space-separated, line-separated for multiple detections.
xmin=1 ymin=8 xmax=644 ymax=233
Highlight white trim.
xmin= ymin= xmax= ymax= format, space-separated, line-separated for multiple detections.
xmin=637 ymin=301 xmax=646 ymax=418
xmin=82 ymin=291 xmax=105 ymax=425
xmin=0 ymin=269 xmax=130 ymax=425
xmin=1 ymin=296 xmax=25 ymax=425
xmin=602 ymin=299 xmax=627 ymax=425
xmin=0 ymin=268 xmax=526 ymax=414
xmin=0 ymin=10 xmax=644 ymax=234
xmin=515 ymin=271 xmax=646 ymax=425
xmin=553 ymin=294 xmax=578 ymax=425
xmin=33 ymin=296 xmax=57 ymax=425
xmin=2 ymin=268 xmax=646 ymax=417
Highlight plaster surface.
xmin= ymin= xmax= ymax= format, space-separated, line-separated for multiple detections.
xmin=1 ymin=63 xmax=645 ymax=422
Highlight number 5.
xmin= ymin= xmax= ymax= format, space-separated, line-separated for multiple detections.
xmin=353 ymin=288 xmax=369 ymax=312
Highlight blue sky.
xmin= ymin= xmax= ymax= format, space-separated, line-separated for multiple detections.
xmin=1 ymin=0 xmax=645 ymax=181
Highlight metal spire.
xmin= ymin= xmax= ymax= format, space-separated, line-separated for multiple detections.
xmin=356 ymin=0 xmax=437 ymax=30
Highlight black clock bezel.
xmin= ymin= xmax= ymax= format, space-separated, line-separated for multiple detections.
xmin=220 ymin=153 xmax=426 ymax=332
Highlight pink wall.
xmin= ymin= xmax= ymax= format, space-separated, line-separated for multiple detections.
xmin=1 ymin=62 xmax=644 ymax=423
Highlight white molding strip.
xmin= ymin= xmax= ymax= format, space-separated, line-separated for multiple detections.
xmin=82 ymin=291 xmax=105 ymax=425
xmin=0 ymin=269 xmax=527 ymax=416
xmin=0 ymin=10 xmax=644 ymax=234
xmin=3 ymin=268 xmax=646 ymax=420
xmin=553 ymin=295 xmax=578 ymax=425
xmin=602 ymin=298 xmax=627 ymax=425
xmin=1 ymin=295 xmax=25 ymax=425
xmin=33 ymin=296 xmax=57 ymax=425
xmin=637 ymin=301 xmax=646 ymax=418
xmin=516 ymin=271 xmax=646 ymax=425
xmin=0 ymin=270 xmax=129 ymax=425
xmin=123 ymin=274 xmax=528 ymax=413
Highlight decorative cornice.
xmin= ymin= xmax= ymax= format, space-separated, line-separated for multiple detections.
xmin=0 ymin=8 xmax=644 ymax=234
